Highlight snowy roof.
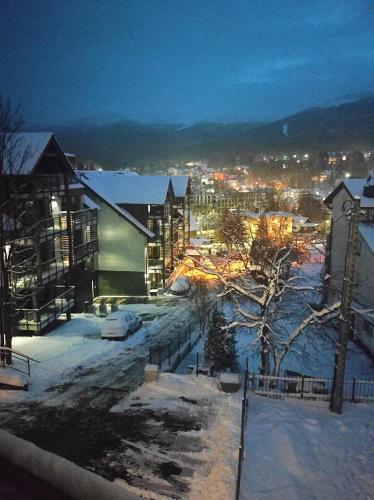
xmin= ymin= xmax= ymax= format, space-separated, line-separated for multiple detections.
xmin=292 ymin=215 xmax=311 ymax=225
xmin=77 ymin=170 xmax=172 ymax=205
xmin=77 ymin=171 xmax=154 ymax=237
xmin=2 ymin=132 xmax=54 ymax=174
xmin=83 ymin=195 xmax=100 ymax=210
xmin=171 ymin=176 xmax=190 ymax=197
xmin=69 ymin=182 xmax=85 ymax=190
xmin=324 ymin=179 xmax=374 ymax=208
xmin=1 ymin=132 xmax=73 ymax=177
xmin=358 ymin=223 xmax=374 ymax=254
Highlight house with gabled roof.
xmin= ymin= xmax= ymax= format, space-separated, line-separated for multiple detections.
xmin=0 ymin=132 xmax=98 ymax=334
xmin=324 ymin=178 xmax=374 ymax=356
xmin=78 ymin=171 xmax=191 ymax=294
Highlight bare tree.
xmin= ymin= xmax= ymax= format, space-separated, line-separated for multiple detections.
xmin=0 ymin=94 xmax=34 ymax=363
xmin=188 ymin=277 xmax=213 ymax=339
xmin=181 ymin=219 xmax=339 ymax=376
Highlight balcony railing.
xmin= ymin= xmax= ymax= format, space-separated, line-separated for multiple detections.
xmin=72 ymin=239 xmax=99 ymax=263
xmin=60 ymin=208 xmax=98 ymax=229
xmin=9 ymin=214 xmax=67 ymax=246
xmin=17 ymin=286 xmax=75 ymax=333
xmin=6 ymin=174 xmax=69 ymax=199
xmin=148 ymin=235 xmax=163 ymax=246
xmin=10 ymin=255 xmax=68 ymax=290
xmin=148 ymin=258 xmax=163 ymax=269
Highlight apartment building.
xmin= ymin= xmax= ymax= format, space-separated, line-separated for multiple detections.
xmin=0 ymin=133 xmax=98 ymax=335
xmin=78 ymin=171 xmax=191 ymax=294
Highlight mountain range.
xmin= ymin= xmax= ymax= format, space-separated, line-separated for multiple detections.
xmin=42 ymin=95 xmax=374 ymax=168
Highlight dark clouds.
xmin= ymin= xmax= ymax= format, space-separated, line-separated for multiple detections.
xmin=1 ymin=0 xmax=373 ymax=124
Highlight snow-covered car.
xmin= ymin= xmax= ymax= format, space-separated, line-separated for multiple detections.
xmin=101 ymin=311 xmax=142 ymax=340
xmin=169 ymin=276 xmax=190 ymax=296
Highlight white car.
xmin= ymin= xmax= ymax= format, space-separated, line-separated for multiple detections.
xmin=101 ymin=311 xmax=142 ymax=340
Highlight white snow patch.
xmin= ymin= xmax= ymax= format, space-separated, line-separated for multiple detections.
xmin=241 ymin=395 xmax=374 ymax=500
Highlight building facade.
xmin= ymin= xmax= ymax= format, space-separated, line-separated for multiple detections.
xmin=325 ymin=179 xmax=374 ymax=356
xmin=78 ymin=171 xmax=191 ymax=295
xmin=0 ymin=133 xmax=98 ymax=335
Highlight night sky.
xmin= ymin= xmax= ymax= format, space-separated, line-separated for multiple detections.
xmin=1 ymin=0 xmax=374 ymax=125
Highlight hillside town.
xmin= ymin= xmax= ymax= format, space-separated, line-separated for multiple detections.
xmin=1 ymin=121 xmax=374 ymax=499
xmin=1 ymin=1 xmax=374 ymax=499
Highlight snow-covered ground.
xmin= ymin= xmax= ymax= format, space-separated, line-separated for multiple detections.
xmin=111 ymin=372 xmax=241 ymax=499
xmin=0 ymin=296 xmax=195 ymax=404
xmin=241 ymin=395 xmax=374 ymax=500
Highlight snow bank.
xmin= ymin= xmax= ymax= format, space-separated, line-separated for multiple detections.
xmin=0 ymin=428 xmax=140 ymax=500
xmin=112 ymin=372 xmax=222 ymax=412
xmin=241 ymin=395 xmax=374 ymax=499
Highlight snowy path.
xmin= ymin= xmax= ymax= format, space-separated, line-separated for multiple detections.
xmin=42 ymin=298 xmax=195 ymax=409
xmin=241 ymin=395 xmax=374 ymax=500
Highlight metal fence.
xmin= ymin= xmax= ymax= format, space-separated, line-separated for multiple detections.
xmin=149 ymin=322 xmax=193 ymax=369
xmin=0 ymin=347 xmax=40 ymax=377
xmin=235 ymin=358 xmax=249 ymax=500
xmin=248 ymin=374 xmax=374 ymax=403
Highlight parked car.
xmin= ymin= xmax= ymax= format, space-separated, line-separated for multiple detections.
xmin=101 ymin=311 xmax=142 ymax=340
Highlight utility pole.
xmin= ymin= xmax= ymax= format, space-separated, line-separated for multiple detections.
xmin=331 ymin=196 xmax=360 ymax=414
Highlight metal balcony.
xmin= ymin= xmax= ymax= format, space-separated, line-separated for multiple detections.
xmin=60 ymin=208 xmax=98 ymax=229
xmin=10 ymin=255 xmax=68 ymax=290
xmin=9 ymin=214 xmax=67 ymax=246
xmin=17 ymin=286 xmax=75 ymax=333
xmin=71 ymin=239 xmax=99 ymax=264
xmin=148 ymin=258 xmax=163 ymax=270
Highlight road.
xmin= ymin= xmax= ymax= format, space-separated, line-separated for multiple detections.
xmin=43 ymin=298 xmax=194 ymax=409
xmin=0 ymin=297 xmax=202 ymax=498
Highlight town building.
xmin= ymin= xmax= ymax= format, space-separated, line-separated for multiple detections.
xmin=241 ymin=211 xmax=294 ymax=241
xmin=78 ymin=171 xmax=191 ymax=295
xmin=0 ymin=133 xmax=98 ymax=335
xmin=324 ymin=178 xmax=374 ymax=356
